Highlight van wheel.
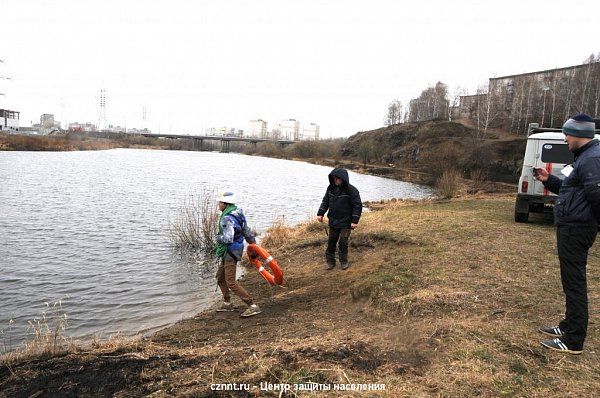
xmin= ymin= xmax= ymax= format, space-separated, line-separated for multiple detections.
xmin=515 ymin=211 xmax=529 ymax=223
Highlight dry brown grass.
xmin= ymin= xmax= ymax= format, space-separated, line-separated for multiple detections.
xmin=0 ymin=300 xmax=73 ymax=363
xmin=0 ymin=133 xmax=118 ymax=151
xmin=260 ymin=217 xmax=295 ymax=250
xmin=3 ymin=196 xmax=599 ymax=397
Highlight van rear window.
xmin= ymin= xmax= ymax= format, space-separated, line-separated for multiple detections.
xmin=541 ymin=143 xmax=573 ymax=164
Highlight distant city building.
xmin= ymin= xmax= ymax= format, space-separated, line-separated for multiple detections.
xmin=31 ymin=113 xmax=61 ymax=134
xmin=106 ymin=124 xmax=126 ymax=133
xmin=127 ymin=128 xmax=152 ymax=135
xmin=40 ymin=114 xmax=55 ymax=128
xmin=248 ymin=119 xmax=268 ymax=138
xmin=276 ymin=119 xmax=300 ymax=140
xmin=68 ymin=122 xmax=97 ymax=132
xmin=0 ymin=108 xmax=19 ymax=132
xmin=302 ymin=123 xmax=320 ymax=140
xmin=206 ymin=126 xmax=243 ymax=137
xmin=271 ymin=126 xmax=281 ymax=140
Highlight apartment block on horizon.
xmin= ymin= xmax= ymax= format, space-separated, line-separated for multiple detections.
xmin=302 ymin=122 xmax=320 ymax=140
xmin=276 ymin=119 xmax=300 ymax=140
xmin=248 ymin=119 xmax=268 ymax=138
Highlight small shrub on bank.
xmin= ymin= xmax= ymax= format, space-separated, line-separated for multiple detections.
xmin=254 ymin=142 xmax=285 ymax=158
xmin=435 ymin=169 xmax=462 ymax=198
xmin=168 ymin=190 xmax=218 ymax=251
xmin=421 ymin=142 xmax=466 ymax=178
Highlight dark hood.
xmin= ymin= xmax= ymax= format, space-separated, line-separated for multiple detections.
xmin=328 ymin=168 xmax=349 ymax=186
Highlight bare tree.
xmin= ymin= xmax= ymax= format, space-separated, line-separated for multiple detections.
xmin=474 ymin=82 xmax=502 ymax=140
xmin=449 ymin=86 xmax=467 ymax=121
xmin=409 ymin=81 xmax=449 ymax=122
xmin=384 ymin=99 xmax=403 ymax=126
xmin=357 ymin=139 xmax=376 ymax=166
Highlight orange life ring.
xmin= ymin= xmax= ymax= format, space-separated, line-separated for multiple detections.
xmin=246 ymin=243 xmax=284 ymax=285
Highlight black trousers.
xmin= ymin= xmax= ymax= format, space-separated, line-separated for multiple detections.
xmin=326 ymin=227 xmax=351 ymax=264
xmin=556 ymin=225 xmax=597 ymax=350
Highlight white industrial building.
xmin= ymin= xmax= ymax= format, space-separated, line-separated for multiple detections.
xmin=0 ymin=109 xmax=19 ymax=132
xmin=302 ymin=123 xmax=320 ymax=140
xmin=276 ymin=119 xmax=300 ymax=140
xmin=248 ymin=119 xmax=268 ymax=138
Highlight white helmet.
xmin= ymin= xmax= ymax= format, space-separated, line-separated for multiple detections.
xmin=216 ymin=191 xmax=236 ymax=204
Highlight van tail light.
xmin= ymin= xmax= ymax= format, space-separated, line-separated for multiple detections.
xmin=521 ymin=180 xmax=529 ymax=193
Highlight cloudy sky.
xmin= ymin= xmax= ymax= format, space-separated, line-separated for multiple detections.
xmin=1 ymin=0 xmax=598 ymax=137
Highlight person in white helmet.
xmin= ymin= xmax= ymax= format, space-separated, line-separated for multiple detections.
xmin=214 ymin=191 xmax=261 ymax=317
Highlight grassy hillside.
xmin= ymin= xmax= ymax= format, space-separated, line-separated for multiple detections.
xmin=2 ymin=195 xmax=598 ymax=397
xmin=343 ymin=120 xmax=527 ymax=184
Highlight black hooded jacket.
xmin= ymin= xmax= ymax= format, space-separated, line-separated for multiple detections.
xmin=317 ymin=168 xmax=362 ymax=229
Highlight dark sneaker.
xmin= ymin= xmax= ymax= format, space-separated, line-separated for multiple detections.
xmin=539 ymin=326 xmax=564 ymax=337
xmin=540 ymin=338 xmax=582 ymax=355
xmin=340 ymin=262 xmax=349 ymax=270
xmin=240 ymin=304 xmax=262 ymax=318
xmin=216 ymin=301 xmax=234 ymax=312
xmin=326 ymin=262 xmax=336 ymax=270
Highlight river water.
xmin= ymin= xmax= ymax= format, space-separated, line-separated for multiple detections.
xmin=0 ymin=149 xmax=432 ymax=350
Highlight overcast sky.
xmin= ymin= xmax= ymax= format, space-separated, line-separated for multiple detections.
xmin=1 ymin=0 xmax=598 ymax=137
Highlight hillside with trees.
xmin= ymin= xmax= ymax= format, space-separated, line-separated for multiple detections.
xmin=360 ymin=53 xmax=600 ymax=189
xmin=342 ymin=120 xmax=526 ymax=186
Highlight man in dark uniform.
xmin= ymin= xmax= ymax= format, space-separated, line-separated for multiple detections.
xmin=534 ymin=113 xmax=600 ymax=354
xmin=316 ymin=168 xmax=362 ymax=270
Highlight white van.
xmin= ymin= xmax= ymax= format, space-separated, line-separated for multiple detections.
xmin=515 ymin=123 xmax=600 ymax=222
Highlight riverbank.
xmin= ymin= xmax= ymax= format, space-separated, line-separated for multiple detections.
xmin=2 ymin=194 xmax=598 ymax=397
xmin=0 ymin=132 xmax=171 ymax=151
xmin=0 ymin=129 xmax=520 ymax=193
xmin=293 ymin=156 xmax=515 ymax=194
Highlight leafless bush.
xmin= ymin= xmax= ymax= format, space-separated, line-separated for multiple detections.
xmin=469 ymin=168 xmax=486 ymax=182
xmin=435 ymin=169 xmax=462 ymax=198
xmin=168 ymin=190 xmax=218 ymax=252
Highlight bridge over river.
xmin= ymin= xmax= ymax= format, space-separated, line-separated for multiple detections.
xmin=140 ymin=133 xmax=295 ymax=152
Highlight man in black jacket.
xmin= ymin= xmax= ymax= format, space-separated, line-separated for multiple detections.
xmin=534 ymin=113 xmax=600 ymax=354
xmin=316 ymin=168 xmax=362 ymax=270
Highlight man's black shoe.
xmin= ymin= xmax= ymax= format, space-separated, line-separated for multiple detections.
xmin=539 ymin=326 xmax=564 ymax=337
xmin=540 ymin=338 xmax=583 ymax=355
xmin=326 ymin=262 xmax=336 ymax=270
